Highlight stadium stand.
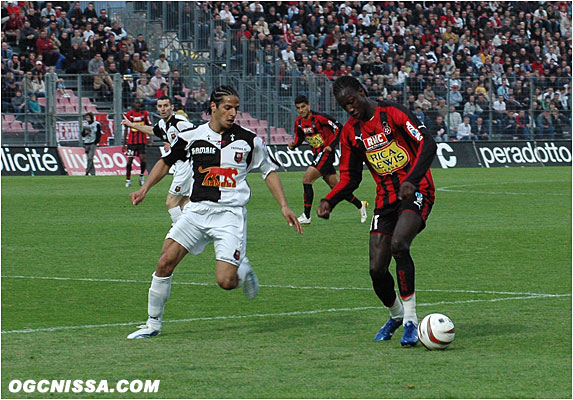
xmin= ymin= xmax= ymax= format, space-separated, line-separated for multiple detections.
xmin=1 ymin=1 xmax=571 ymax=146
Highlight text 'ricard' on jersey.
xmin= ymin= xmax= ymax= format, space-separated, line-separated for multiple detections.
xmin=162 ymin=122 xmax=278 ymax=206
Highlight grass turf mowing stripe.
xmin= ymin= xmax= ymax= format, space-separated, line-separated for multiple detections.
xmin=1 ymin=274 xmax=565 ymax=296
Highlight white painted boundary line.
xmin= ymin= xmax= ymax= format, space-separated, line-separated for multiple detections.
xmin=437 ymin=180 xmax=570 ymax=196
xmin=2 ymin=293 xmax=569 ymax=335
xmin=1 ymin=274 xmax=564 ymax=296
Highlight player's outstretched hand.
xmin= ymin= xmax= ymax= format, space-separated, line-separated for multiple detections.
xmin=281 ymin=205 xmax=303 ymax=234
xmin=121 ymin=116 xmax=130 ymax=126
xmin=129 ymin=189 xmax=147 ymax=206
xmin=398 ymin=181 xmax=416 ymax=201
xmin=317 ymin=199 xmax=331 ymax=219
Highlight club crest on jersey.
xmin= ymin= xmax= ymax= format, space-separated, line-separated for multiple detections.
xmin=382 ymin=121 xmax=391 ymax=135
xmin=171 ymin=133 xmax=177 ymax=140
xmin=175 ymin=186 xmax=181 ymax=193
xmin=234 ymin=249 xmax=241 ymax=260
xmin=406 ymin=121 xmax=423 ymax=141
xmin=198 ymin=166 xmax=238 ymax=188
xmin=234 ymin=152 xmax=244 ymax=163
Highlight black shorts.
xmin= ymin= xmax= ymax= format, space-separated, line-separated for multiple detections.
xmin=370 ymin=192 xmax=433 ymax=236
xmin=311 ymin=151 xmax=336 ymax=176
xmin=126 ymin=143 xmax=146 ymax=157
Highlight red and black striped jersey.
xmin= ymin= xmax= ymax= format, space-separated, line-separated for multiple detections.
xmin=124 ymin=109 xmax=151 ymax=145
xmin=292 ymin=111 xmax=342 ymax=156
xmin=325 ymin=101 xmax=437 ymax=210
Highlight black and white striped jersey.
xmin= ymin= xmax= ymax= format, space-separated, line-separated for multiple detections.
xmin=152 ymin=114 xmax=195 ymax=145
xmin=162 ymin=122 xmax=279 ymax=206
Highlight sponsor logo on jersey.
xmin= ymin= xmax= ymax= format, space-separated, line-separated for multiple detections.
xmin=364 ymin=132 xmax=389 ymax=150
xmin=414 ymin=192 xmax=423 ymax=209
xmin=191 ymin=146 xmax=217 ymax=155
xmin=234 ymin=152 xmax=244 ymax=163
xmin=198 ymin=166 xmax=239 ymax=188
xmin=327 ymin=120 xmax=339 ymax=131
xmin=406 ymin=121 xmax=423 ymax=141
xmin=306 ymin=134 xmax=324 ymax=148
xmin=365 ymin=140 xmax=409 ymax=175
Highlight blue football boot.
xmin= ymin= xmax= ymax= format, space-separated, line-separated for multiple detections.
xmin=400 ymin=321 xmax=419 ymax=347
xmin=374 ymin=317 xmax=403 ymax=341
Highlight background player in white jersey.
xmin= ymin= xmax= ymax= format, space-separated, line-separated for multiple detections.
xmin=121 ymin=95 xmax=194 ymax=223
xmin=126 ymin=86 xmax=303 ymax=339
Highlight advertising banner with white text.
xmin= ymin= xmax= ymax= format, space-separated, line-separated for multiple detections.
xmin=1 ymin=146 xmax=65 ymax=176
xmin=57 ymin=146 xmax=147 ymax=176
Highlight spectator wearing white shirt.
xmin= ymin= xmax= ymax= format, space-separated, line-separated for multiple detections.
xmin=154 ymin=53 xmax=170 ymax=77
xmin=445 ymin=105 xmax=462 ymax=139
xmin=83 ymin=23 xmax=95 ymax=42
xmin=149 ymin=68 xmax=167 ymax=92
xmin=219 ymin=4 xmax=236 ymax=26
xmin=457 ymin=117 xmax=473 ymax=140
xmin=362 ymin=1 xmax=376 ymax=15
xmin=281 ymin=44 xmax=295 ymax=63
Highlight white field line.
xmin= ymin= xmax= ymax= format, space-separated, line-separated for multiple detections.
xmin=2 ymin=294 xmax=568 ymax=335
xmin=0 ymin=275 xmax=562 ymax=297
xmin=1 ymin=295 xmax=569 ymax=335
xmin=437 ymin=180 xmax=570 ymax=196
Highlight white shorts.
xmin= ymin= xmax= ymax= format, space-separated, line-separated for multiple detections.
xmin=166 ymin=202 xmax=247 ymax=267
xmin=168 ymin=160 xmax=191 ymax=196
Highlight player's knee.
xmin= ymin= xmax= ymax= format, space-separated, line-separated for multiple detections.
xmin=369 ymin=260 xmax=389 ymax=277
xmin=217 ymin=276 xmax=238 ymax=290
xmin=390 ymin=237 xmax=410 ymax=254
xmin=156 ymin=254 xmax=177 ymax=276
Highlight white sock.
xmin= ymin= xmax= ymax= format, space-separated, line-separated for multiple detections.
xmin=168 ymin=206 xmax=182 ymax=223
xmin=236 ymin=257 xmax=252 ymax=286
xmin=388 ymin=292 xmax=404 ymax=320
xmin=402 ymin=292 xmax=418 ymax=325
xmin=146 ymin=272 xmax=172 ymax=330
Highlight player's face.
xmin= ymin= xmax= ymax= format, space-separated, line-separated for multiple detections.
xmin=295 ymin=102 xmax=310 ymax=119
xmin=133 ymin=100 xmax=141 ymax=111
xmin=156 ymin=99 xmax=173 ymax=119
xmin=336 ymin=87 xmax=368 ymax=121
xmin=212 ymin=95 xmax=239 ymax=130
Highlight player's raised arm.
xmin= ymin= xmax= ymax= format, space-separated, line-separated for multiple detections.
xmin=122 ymin=116 xmax=155 ymax=136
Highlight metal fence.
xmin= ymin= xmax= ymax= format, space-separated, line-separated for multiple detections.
xmin=2 ymin=71 xmax=571 ymax=147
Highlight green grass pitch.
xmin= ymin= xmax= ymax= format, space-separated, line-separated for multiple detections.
xmin=1 ymin=167 xmax=571 ymax=398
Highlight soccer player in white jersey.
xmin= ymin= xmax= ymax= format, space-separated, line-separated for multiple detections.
xmin=126 ymin=86 xmax=303 ymax=339
xmin=121 ymin=96 xmax=195 ymax=223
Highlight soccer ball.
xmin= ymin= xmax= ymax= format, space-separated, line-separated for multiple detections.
xmin=417 ymin=313 xmax=455 ymax=350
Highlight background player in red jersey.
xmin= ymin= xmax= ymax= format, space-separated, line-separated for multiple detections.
xmin=318 ymin=76 xmax=437 ymax=347
xmin=288 ymin=95 xmax=368 ymax=225
xmin=123 ymin=98 xmax=151 ymax=187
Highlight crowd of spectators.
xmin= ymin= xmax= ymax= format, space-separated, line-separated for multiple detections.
xmin=1 ymin=1 xmax=198 ymax=114
xmin=2 ymin=1 xmax=572 ymax=140
xmin=203 ymin=0 xmax=572 ymax=139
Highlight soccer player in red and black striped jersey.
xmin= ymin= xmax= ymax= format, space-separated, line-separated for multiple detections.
xmin=318 ymin=76 xmax=437 ymax=347
xmin=123 ymin=99 xmax=151 ymax=187
xmin=288 ymin=95 xmax=368 ymax=225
